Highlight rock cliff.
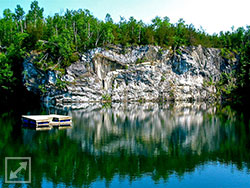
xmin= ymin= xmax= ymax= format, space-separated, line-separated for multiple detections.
xmin=23 ymin=45 xmax=237 ymax=107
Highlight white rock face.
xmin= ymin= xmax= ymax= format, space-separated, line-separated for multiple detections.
xmin=22 ymin=45 xmax=237 ymax=107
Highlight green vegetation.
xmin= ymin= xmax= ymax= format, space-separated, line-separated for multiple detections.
xmin=0 ymin=53 xmax=14 ymax=90
xmin=0 ymin=1 xmax=249 ymax=105
xmin=161 ymin=75 xmax=166 ymax=81
xmin=38 ymin=84 xmax=47 ymax=95
xmin=220 ymin=48 xmax=236 ymax=60
xmin=135 ymin=56 xmax=149 ymax=64
xmin=102 ymin=93 xmax=112 ymax=101
xmin=55 ymin=78 xmax=68 ymax=90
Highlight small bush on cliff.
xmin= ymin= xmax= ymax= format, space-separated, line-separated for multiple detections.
xmin=55 ymin=78 xmax=68 ymax=90
xmin=161 ymin=75 xmax=166 ymax=81
xmin=38 ymin=84 xmax=47 ymax=95
xmin=220 ymin=48 xmax=236 ymax=61
xmin=216 ymin=72 xmax=237 ymax=97
xmin=135 ymin=57 xmax=148 ymax=64
xmin=102 ymin=94 xmax=111 ymax=101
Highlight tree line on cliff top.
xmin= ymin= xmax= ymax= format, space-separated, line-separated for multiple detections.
xmin=0 ymin=1 xmax=249 ymax=105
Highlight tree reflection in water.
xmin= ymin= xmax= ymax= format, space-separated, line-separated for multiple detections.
xmin=0 ymin=102 xmax=250 ymax=187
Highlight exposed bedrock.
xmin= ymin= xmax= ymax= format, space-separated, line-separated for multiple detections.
xmin=23 ymin=45 xmax=237 ymax=107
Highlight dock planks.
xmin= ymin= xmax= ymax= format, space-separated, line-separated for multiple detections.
xmin=22 ymin=114 xmax=72 ymax=130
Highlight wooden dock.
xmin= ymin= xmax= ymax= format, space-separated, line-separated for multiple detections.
xmin=22 ymin=114 xmax=72 ymax=130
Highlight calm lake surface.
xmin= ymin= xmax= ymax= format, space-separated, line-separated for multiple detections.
xmin=1 ymin=102 xmax=250 ymax=187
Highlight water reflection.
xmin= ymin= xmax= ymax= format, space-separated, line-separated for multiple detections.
xmin=0 ymin=102 xmax=250 ymax=187
xmin=67 ymin=102 xmax=237 ymax=156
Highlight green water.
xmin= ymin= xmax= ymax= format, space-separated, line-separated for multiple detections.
xmin=0 ymin=102 xmax=250 ymax=187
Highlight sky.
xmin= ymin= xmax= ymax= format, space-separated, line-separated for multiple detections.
xmin=0 ymin=0 xmax=249 ymax=34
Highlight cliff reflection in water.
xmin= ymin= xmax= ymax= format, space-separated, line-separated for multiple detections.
xmin=1 ymin=102 xmax=250 ymax=187
xmin=67 ymin=102 xmax=237 ymax=156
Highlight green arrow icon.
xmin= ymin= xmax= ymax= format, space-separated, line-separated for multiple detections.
xmin=9 ymin=162 xmax=27 ymax=180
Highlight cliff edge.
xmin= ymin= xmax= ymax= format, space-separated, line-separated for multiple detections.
xmin=22 ymin=45 xmax=237 ymax=108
